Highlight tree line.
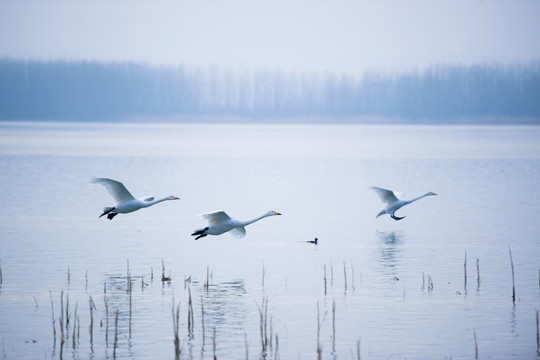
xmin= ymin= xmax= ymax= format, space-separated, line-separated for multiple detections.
xmin=0 ymin=58 xmax=539 ymax=121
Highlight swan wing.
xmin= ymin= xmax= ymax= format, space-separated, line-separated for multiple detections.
xmin=202 ymin=211 xmax=232 ymax=225
xmin=371 ymin=186 xmax=400 ymax=204
xmin=92 ymin=178 xmax=135 ymax=204
xmin=229 ymin=226 xmax=246 ymax=238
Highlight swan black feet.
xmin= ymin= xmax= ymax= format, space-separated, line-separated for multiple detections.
xmin=391 ymin=215 xmax=406 ymax=221
xmin=99 ymin=207 xmax=117 ymax=220
xmin=191 ymin=227 xmax=209 ymax=240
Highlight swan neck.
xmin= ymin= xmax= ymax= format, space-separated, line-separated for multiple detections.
xmin=242 ymin=213 xmax=271 ymax=226
xmin=408 ymin=193 xmax=430 ymax=203
xmin=146 ymin=197 xmax=171 ymax=206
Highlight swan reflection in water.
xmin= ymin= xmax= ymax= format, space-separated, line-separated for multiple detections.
xmin=376 ymin=231 xmax=405 ymax=277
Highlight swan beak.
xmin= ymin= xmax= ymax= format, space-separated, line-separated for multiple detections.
xmin=173 ymin=196 xmax=180 ymax=200
xmin=431 ymin=192 xmax=437 ymax=195
xmin=274 ymin=211 xmax=282 ymax=215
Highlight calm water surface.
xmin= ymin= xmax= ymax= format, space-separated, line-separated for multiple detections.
xmin=0 ymin=121 xmax=539 ymax=359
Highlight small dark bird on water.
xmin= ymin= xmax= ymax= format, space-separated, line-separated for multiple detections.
xmin=307 ymin=238 xmax=318 ymax=245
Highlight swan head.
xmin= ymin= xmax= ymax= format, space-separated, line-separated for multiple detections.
xmin=428 ymin=192 xmax=437 ymax=196
xmin=170 ymin=196 xmax=180 ymax=200
xmin=267 ymin=210 xmax=282 ymax=216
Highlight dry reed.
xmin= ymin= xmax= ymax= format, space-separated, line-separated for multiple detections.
xmin=509 ymin=246 xmax=516 ymax=303
xmin=343 ymin=261 xmax=348 ymax=293
xmin=113 ymin=309 xmax=119 ymax=358
xmin=172 ymin=298 xmax=181 ymax=359
xmin=464 ymin=251 xmax=467 ymax=290
xmin=473 ymin=328 xmax=478 ymax=360
xmin=316 ymin=301 xmax=328 ymax=360
xmin=104 ymin=295 xmax=109 ymax=348
xmin=323 ymin=264 xmax=327 ymax=295
xmin=536 ymin=309 xmax=539 ymax=354
xmin=258 ymin=296 xmax=270 ymax=358
xmin=476 ymin=258 xmax=480 ymax=290
xmin=49 ymin=291 xmax=56 ymax=345
xmin=213 ymin=327 xmax=217 ymax=360
xmin=187 ymin=285 xmax=194 ymax=338
xmin=89 ymin=296 xmax=96 ymax=346
xmin=72 ymin=303 xmax=78 ymax=349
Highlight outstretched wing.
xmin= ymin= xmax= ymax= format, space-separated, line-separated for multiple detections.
xmin=229 ymin=226 xmax=246 ymax=238
xmin=92 ymin=178 xmax=136 ymax=204
xmin=371 ymin=186 xmax=400 ymax=204
xmin=202 ymin=210 xmax=232 ymax=225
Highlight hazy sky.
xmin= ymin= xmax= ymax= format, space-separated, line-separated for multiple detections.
xmin=1 ymin=0 xmax=539 ymax=74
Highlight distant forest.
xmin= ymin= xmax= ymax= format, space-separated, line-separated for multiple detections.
xmin=1 ymin=59 xmax=539 ymax=121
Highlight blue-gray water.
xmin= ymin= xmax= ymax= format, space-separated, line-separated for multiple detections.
xmin=0 ymin=122 xmax=539 ymax=359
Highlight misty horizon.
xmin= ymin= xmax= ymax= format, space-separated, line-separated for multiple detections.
xmin=1 ymin=58 xmax=539 ymax=123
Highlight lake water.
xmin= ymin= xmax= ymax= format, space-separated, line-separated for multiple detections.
xmin=0 ymin=121 xmax=539 ymax=359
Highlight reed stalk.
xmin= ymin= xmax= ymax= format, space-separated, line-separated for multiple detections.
xmin=262 ymin=260 xmax=266 ymax=288
xmin=113 ymin=309 xmax=119 ymax=358
xmin=343 ymin=261 xmax=348 ymax=293
xmin=509 ymin=246 xmax=516 ymax=303
xmin=72 ymin=303 xmax=78 ymax=349
xmin=473 ymin=328 xmax=478 ymax=360
xmin=0 ymin=261 xmax=3 ymax=285
xmin=257 ymin=296 xmax=270 ymax=358
xmin=162 ymin=259 xmax=171 ymax=282
xmin=274 ymin=334 xmax=279 ymax=360
xmin=323 ymin=264 xmax=327 ymax=295
xmin=213 ymin=327 xmax=217 ymax=360
xmin=172 ymin=298 xmax=181 ymax=359
xmin=205 ymin=265 xmax=210 ymax=290
xmin=67 ymin=267 xmax=70 ymax=285
xmin=350 ymin=260 xmax=356 ymax=291
xmin=89 ymin=296 xmax=96 ymax=346
xmin=330 ymin=259 xmax=334 ymax=288
xmin=188 ymin=286 xmax=194 ymax=337
xmin=104 ymin=296 xmax=109 ymax=348
xmin=59 ymin=291 xmax=64 ymax=346
xmin=201 ymin=296 xmax=206 ymax=348
xmin=464 ymin=251 xmax=467 ymax=290
xmin=332 ymin=298 xmax=336 ymax=353
xmin=316 ymin=301 xmax=328 ymax=360
xmin=65 ymin=293 xmax=70 ymax=330
xmin=476 ymin=258 xmax=480 ymax=290
xmin=536 ymin=310 xmax=540 ymax=356
xmin=49 ymin=291 xmax=56 ymax=345
xmin=244 ymin=333 xmax=249 ymax=360
xmin=129 ymin=278 xmax=132 ymax=338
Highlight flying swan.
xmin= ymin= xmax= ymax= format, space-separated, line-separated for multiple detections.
xmin=371 ymin=186 xmax=436 ymax=221
xmin=92 ymin=178 xmax=179 ymax=220
xmin=191 ymin=210 xmax=282 ymax=240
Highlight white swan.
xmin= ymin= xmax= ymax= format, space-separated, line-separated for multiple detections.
xmin=191 ymin=210 xmax=281 ymax=240
xmin=371 ymin=186 xmax=436 ymax=221
xmin=92 ymin=178 xmax=179 ymax=220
